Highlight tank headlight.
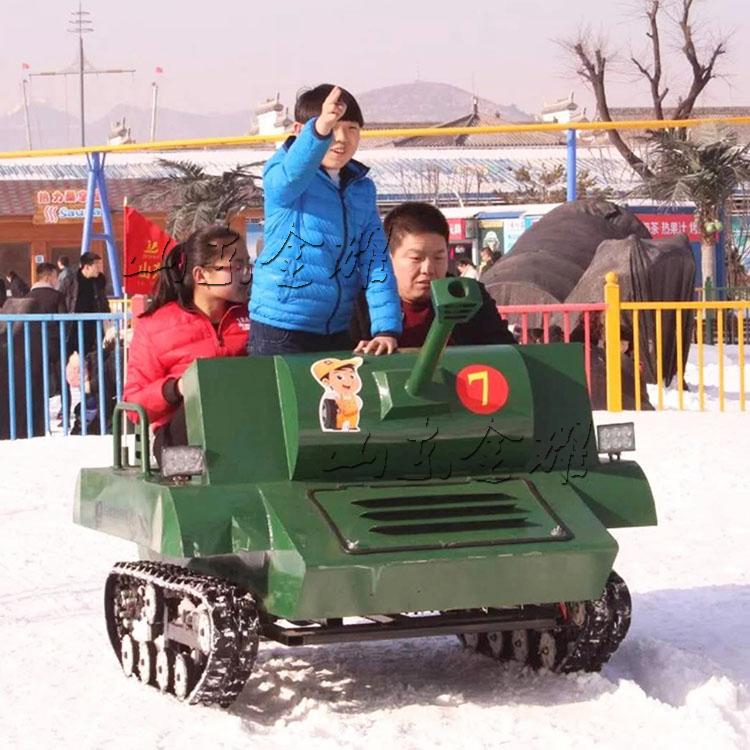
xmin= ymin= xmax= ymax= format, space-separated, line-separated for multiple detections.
xmin=596 ymin=422 xmax=635 ymax=460
xmin=160 ymin=446 xmax=205 ymax=480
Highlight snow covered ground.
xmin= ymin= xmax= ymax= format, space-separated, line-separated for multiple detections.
xmin=1 ymin=361 xmax=748 ymax=748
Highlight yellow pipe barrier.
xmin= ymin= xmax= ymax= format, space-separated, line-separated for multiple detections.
xmin=717 ymin=312 xmax=725 ymax=412
xmin=632 ymin=309 xmax=641 ymax=411
xmin=656 ymin=311 xmax=664 ymax=410
xmin=606 ymin=286 xmax=750 ymax=412
xmin=676 ymin=310 xmax=684 ymax=411
xmin=604 ymin=272 xmax=622 ymax=412
xmin=622 ymin=301 xmax=750 ymax=311
xmin=1 ymin=115 xmax=750 ymax=160
xmin=739 ymin=315 xmax=746 ymax=412
xmin=697 ymin=312 xmax=705 ymax=411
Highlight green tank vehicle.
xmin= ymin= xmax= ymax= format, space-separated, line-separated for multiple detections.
xmin=74 ymin=277 xmax=656 ymax=707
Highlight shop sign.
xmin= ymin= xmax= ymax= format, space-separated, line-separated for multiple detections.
xmin=33 ymin=189 xmax=101 ymax=225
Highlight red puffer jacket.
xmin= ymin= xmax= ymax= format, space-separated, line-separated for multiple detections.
xmin=124 ymin=301 xmax=250 ymax=428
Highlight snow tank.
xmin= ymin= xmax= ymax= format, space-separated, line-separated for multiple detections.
xmin=74 ymin=277 xmax=657 ymax=706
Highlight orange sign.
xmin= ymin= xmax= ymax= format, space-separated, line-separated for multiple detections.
xmin=32 ymin=189 xmax=101 ymax=224
xmin=455 ymin=364 xmax=509 ymax=414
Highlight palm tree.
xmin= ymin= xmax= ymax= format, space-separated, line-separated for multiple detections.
xmin=639 ymin=125 xmax=750 ymax=286
xmin=136 ymin=159 xmax=263 ymax=239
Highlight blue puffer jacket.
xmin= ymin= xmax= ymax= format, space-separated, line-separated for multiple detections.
xmin=250 ymin=119 xmax=402 ymax=337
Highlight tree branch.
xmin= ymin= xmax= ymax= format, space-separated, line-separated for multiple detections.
xmin=673 ymin=0 xmax=728 ymax=120
xmin=629 ymin=0 xmax=669 ymax=119
xmin=570 ymin=38 xmax=654 ymax=179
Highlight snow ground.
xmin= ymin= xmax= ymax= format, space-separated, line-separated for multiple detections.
xmin=1 ymin=378 xmax=748 ymax=748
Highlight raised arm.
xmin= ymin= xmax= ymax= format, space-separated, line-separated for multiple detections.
xmin=264 ymin=87 xmax=347 ymax=207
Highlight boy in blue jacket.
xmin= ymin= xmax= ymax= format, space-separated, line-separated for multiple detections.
xmin=249 ymin=84 xmax=402 ymax=355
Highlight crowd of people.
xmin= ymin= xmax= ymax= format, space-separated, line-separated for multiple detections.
xmin=0 ymin=252 xmax=115 ymax=438
xmin=4 ymin=82 xmax=612 ymax=448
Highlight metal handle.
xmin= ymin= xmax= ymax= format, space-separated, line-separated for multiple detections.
xmin=112 ymin=402 xmax=151 ymax=476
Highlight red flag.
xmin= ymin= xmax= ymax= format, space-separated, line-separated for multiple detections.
xmin=155 ymin=66 xmax=164 ymax=74
xmin=123 ymin=206 xmax=176 ymax=296
xmin=21 ymin=62 xmax=30 ymax=70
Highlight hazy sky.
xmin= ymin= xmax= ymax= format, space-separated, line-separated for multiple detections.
xmin=2 ymin=0 xmax=747 ymax=121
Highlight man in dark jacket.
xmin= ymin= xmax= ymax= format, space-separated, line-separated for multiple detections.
xmin=351 ymin=202 xmax=515 ymax=348
xmin=59 ymin=252 xmax=109 ymax=354
xmin=27 ymin=262 xmax=65 ymax=314
xmin=0 ymin=276 xmax=6 ymax=307
xmin=26 ymin=262 xmax=66 ymax=396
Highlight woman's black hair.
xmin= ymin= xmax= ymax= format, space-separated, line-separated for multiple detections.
xmin=143 ymin=224 xmax=241 ymax=316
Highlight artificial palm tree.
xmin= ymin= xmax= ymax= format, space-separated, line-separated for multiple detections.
xmin=639 ymin=125 xmax=750 ymax=285
xmin=136 ymin=159 xmax=263 ymax=239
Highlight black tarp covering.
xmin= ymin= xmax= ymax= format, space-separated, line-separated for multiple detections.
xmin=565 ymin=234 xmax=696 ymax=386
xmin=483 ymin=199 xmax=651 ymax=326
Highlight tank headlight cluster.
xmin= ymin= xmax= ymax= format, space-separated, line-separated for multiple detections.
xmin=160 ymin=446 xmax=206 ymax=480
xmin=596 ymin=422 xmax=636 ymax=460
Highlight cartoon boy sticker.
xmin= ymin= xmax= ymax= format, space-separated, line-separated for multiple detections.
xmin=310 ymin=356 xmax=364 ymax=432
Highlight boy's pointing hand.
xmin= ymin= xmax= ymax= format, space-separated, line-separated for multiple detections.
xmin=315 ymin=86 xmax=348 ymax=137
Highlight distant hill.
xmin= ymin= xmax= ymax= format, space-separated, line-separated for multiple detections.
xmin=356 ymin=81 xmax=531 ymax=123
xmin=0 ymin=81 xmax=532 ymax=150
xmin=0 ymin=102 xmax=254 ymax=151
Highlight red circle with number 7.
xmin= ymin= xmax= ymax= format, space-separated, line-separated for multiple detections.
xmin=455 ymin=365 xmax=509 ymax=414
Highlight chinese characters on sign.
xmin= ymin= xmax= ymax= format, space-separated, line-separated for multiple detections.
xmin=33 ymin=189 xmax=102 ymax=225
xmin=635 ymin=213 xmax=701 ymax=242
xmin=322 ymin=418 xmax=591 ymax=484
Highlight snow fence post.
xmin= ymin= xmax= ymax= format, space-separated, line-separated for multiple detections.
xmin=604 ymin=272 xmax=623 ymax=412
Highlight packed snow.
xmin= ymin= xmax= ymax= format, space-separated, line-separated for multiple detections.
xmin=1 ymin=353 xmax=748 ymax=749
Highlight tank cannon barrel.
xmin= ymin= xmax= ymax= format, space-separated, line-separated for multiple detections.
xmin=404 ymin=277 xmax=483 ymax=398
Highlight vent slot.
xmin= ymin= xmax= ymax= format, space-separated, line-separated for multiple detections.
xmin=362 ymin=503 xmax=523 ymax=522
xmin=354 ymin=493 xmax=513 ymax=509
xmin=371 ymin=518 xmax=534 ymax=536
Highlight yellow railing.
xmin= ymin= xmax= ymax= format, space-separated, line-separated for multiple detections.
xmin=605 ymin=272 xmax=749 ymax=412
xmin=1 ymin=116 xmax=749 ymax=159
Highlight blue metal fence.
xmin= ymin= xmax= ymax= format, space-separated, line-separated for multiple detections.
xmin=0 ymin=312 xmax=128 ymax=440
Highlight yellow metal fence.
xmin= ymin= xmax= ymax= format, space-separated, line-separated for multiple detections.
xmin=604 ymin=273 xmax=749 ymax=412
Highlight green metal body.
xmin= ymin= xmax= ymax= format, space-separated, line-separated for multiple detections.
xmin=74 ymin=278 xmax=656 ymax=620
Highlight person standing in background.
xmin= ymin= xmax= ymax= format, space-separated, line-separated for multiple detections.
xmin=6 ymin=270 xmax=30 ymax=298
xmin=56 ymin=256 xmax=72 ymax=290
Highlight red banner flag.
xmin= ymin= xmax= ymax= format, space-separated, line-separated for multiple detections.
xmin=123 ymin=206 xmax=176 ymax=296
xmin=21 ymin=62 xmax=30 ymax=70
xmin=155 ymin=66 xmax=164 ymax=74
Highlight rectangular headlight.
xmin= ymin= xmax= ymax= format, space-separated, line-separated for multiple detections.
xmin=160 ymin=446 xmax=205 ymax=479
xmin=596 ymin=423 xmax=636 ymax=455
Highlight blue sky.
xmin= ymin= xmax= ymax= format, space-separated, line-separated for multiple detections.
xmin=2 ymin=0 xmax=747 ymax=119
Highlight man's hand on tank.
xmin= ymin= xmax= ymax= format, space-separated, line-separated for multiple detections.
xmin=314 ymin=86 xmax=347 ymax=137
xmin=354 ymin=336 xmax=399 ymax=355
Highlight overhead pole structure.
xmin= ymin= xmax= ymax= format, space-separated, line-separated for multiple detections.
xmin=27 ymin=2 xmax=134 ymax=296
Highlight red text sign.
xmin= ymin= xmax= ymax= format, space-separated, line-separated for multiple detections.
xmin=636 ymin=213 xmax=701 ymax=241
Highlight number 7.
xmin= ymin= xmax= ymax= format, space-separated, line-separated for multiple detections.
xmin=467 ymin=370 xmax=489 ymax=406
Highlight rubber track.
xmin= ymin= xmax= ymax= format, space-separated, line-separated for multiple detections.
xmin=105 ymin=561 xmax=259 ymax=707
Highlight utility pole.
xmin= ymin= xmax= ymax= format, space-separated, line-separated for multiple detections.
xmin=149 ymin=82 xmax=158 ymax=141
xmin=28 ymin=2 xmax=135 ymax=146
xmin=21 ymin=78 xmax=33 ymax=150
xmin=71 ymin=2 xmax=92 ymax=146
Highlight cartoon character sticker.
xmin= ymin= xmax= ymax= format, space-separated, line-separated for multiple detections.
xmin=310 ymin=357 xmax=364 ymax=432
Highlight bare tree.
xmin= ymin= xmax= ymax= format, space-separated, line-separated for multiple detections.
xmin=560 ymin=0 xmax=729 ymax=178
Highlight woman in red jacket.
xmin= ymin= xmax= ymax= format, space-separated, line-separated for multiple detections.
xmin=124 ymin=224 xmax=251 ymax=461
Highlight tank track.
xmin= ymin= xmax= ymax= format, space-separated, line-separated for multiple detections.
xmin=104 ymin=561 xmax=259 ymax=707
xmin=459 ymin=571 xmax=632 ymax=673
